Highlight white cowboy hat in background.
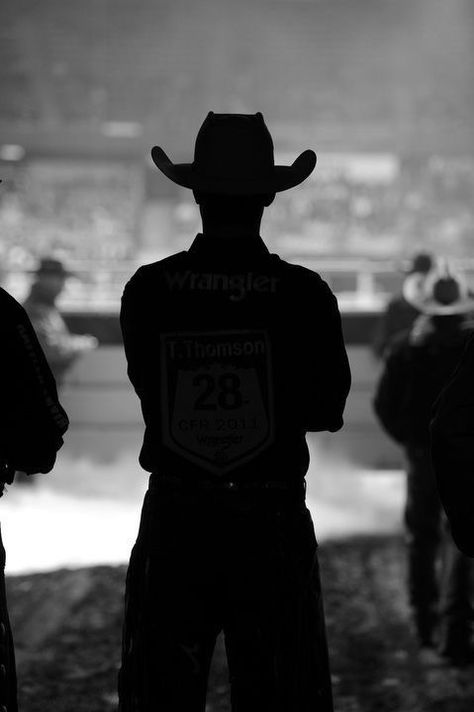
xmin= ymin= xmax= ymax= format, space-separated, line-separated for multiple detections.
xmin=404 ymin=260 xmax=474 ymax=316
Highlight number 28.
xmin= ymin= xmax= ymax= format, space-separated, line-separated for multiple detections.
xmin=193 ymin=373 xmax=243 ymax=410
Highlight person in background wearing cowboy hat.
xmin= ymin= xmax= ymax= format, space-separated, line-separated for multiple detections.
xmin=373 ymin=264 xmax=474 ymax=667
xmin=118 ymin=112 xmax=351 ymax=711
xmin=22 ymin=257 xmax=98 ymax=387
xmin=15 ymin=257 xmax=96 ymax=486
xmin=372 ymin=251 xmax=435 ymax=360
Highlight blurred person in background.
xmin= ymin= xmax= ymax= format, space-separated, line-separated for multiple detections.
xmin=0 ymin=281 xmax=69 ymax=711
xmin=372 ymin=251 xmax=435 ymax=359
xmin=431 ymin=335 xmax=474 ymax=559
xmin=23 ymin=257 xmax=98 ymax=387
xmin=373 ymin=265 xmax=474 ymax=667
xmin=118 ymin=112 xmax=351 ymax=711
xmin=14 ymin=257 xmax=97 ymax=486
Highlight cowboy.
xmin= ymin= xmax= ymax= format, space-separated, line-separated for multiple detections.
xmin=372 ymin=251 xmax=435 ymax=360
xmin=118 ymin=112 xmax=351 ymax=711
xmin=0 ymin=284 xmax=69 ymax=710
xmin=23 ymin=256 xmax=98 ymax=387
xmin=373 ymin=265 xmax=474 ymax=667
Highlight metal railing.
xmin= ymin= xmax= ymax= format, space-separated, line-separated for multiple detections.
xmin=5 ymin=256 xmax=474 ymax=313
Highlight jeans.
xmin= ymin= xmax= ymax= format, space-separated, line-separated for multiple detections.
xmin=118 ymin=485 xmax=333 ymax=712
xmin=404 ymin=445 xmax=473 ymax=650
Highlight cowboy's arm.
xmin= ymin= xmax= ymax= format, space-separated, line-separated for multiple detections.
xmin=431 ymin=335 xmax=474 ymax=556
xmin=0 ymin=298 xmax=68 ymax=487
xmin=372 ymin=342 xmax=409 ymax=444
xmin=302 ymin=280 xmax=351 ymax=432
xmin=120 ymin=268 xmax=149 ymax=396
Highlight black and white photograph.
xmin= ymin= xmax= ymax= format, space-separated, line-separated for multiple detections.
xmin=1 ymin=1 xmax=474 ymax=710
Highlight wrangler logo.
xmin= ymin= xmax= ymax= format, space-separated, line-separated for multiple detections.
xmin=165 ymin=270 xmax=279 ymax=302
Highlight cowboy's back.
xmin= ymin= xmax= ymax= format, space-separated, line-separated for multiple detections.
xmin=121 ymin=236 xmax=349 ymax=483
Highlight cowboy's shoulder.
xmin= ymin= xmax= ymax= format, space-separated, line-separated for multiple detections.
xmin=123 ymin=252 xmax=188 ymax=290
xmin=274 ymin=257 xmax=335 ymax=299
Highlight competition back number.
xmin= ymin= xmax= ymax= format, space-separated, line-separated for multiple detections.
xmin=193 ymin=372 xmax=243 ymax=410
xmin=161 ymin=330 xmax=274 ymax=473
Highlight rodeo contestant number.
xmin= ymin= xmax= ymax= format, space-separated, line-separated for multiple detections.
xmin=193 ymin=372 xmax=243 ymax=410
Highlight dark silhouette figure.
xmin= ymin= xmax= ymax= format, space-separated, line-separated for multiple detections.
xmin=431 ymin=335 xmax=474 ymax=558
xmin=118 ymin=113 xmax=351 ymax=711
xmin=23 ymin=257 xmax=97 ymax=387
xmin=16 ymin=257 xmax=96 ymax=486
xmin=372 ymin=251 xmax=434 ymax=359
xmin=0 ymin=285 xmax=69 ymax=710
xmin=373 ymin=266 xmax=474 ymax=667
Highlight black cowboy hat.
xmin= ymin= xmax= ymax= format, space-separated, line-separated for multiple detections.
xmin=151 ymin=112 xmax=317 ymax=195
xmin=34 ymin=257 xmax=75 ymax=278
xmin=405 ymin=251 xmax=434 ymax=275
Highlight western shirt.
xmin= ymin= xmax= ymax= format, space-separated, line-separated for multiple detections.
xmin=120 ymin=233 xmax=351 ymax=483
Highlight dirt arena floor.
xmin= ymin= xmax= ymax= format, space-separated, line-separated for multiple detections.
xmin=6 ymin=533 xmax=474 ymax=712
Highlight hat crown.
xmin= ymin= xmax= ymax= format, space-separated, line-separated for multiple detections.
xmin=409 ymin=252 xmax=433 ymax=274
xmin=37 ymin=257 xmax=69 ymax=276
xmin=431 ymin=276 xmax=462 ymax=306
xmin=150 ymin=111 xmax=316 ymax=194
xmin=193 ymin=112 xmax=275 ymax=181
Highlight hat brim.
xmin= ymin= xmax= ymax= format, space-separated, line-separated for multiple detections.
xmin=32 ymin=267 xmax=76 ymax=278
xmin=403 ymin=272 xmax=474 ymax=315
xmin=151 ymin=146 xmax=316 ymax=194
xmin=407 ymin=298 xmax=474 ymax=315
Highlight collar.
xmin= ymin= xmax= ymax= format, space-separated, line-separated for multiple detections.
xmin=187 ymin=233 xmax=270 ymax=259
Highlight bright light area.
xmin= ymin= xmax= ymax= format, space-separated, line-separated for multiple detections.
xmin=101 ymin=121 xmax=143 ymax=138
xmin=0 ymin=144 xmax=25 ymax=161
xmin=1 ymin=488 xmax=143 ymax=575
xmin=0 ymin=445 xmax=405 ymax=575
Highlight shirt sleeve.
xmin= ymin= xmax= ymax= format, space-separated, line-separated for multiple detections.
xmin=120 ymin=268 xmax=149 ymax=397
xmin=0 ymin=295 xmax=69 ymax=478
xmin=298 ymin=277 xmax=351 ymax=432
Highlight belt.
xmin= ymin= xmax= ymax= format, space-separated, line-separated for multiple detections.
xmin=149 ymin=474 xmax=306 ymax=495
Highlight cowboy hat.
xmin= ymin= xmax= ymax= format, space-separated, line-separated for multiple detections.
xmin=34 ymin=257 xmax=75 ymax=278
xmin=404 ymin=251 xmax=434 ymax=275
xmin=404 ymin=262 xmax=474 ymax=315
xmin=151 ymin=112 xmax=317 ymax=195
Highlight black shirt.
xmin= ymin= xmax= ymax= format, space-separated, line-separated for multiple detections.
xmin=120 ymin=234 xmax=351 ymax=483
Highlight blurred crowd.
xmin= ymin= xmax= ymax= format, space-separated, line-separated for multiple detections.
xmin=175 ymin=155 xmax=474 ymax=257
xmin=0 ymin=162 xmax=138 ymax=271
xmin=1 ymin=155 xmax=474 ymax=270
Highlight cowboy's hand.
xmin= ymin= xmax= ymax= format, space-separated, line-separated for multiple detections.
xmin=0 ymin=461 xmax=17 ymax=485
